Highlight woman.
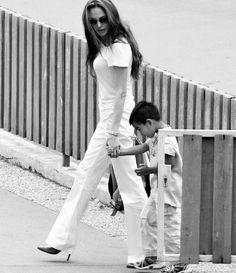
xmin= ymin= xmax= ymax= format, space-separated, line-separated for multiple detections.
xmin=38 ymin=0 xmax=148 ymax=267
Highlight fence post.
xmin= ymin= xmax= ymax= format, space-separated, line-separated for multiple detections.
xmin=26 ymin=20 xmax=33 ymax=141
xmin=11 ymin=15 xmax=18 ymax=135
xmin=231 ymin=98 xmax=236 ymax=129
xmin=199 ymin=137 xmax=214 ymax=255
xmin=157 ymin=131 xmax=165 ymax=262
xmin=33 ymin=23 xmax=42 ymax=144
xmin=213 ymin=135 xmax=233 ymax=263
xmin=4 ymin=12 xmax=11 ymax=131
xmin=18 ymin=17 xmax=27 ymax=138
xmin=0 ymin=10 xmax=4 ymax=128
xmin=180 ymin=135 xmax=202 ymax=264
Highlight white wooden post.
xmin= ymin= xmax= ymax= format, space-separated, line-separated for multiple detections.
xmin=157 ymin=131 xmax=165 ymax=261
xmin=157 ymin=130 xmax=177 ymax=265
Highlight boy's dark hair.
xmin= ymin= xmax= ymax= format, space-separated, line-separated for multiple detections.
xmin=129 ymin=101 xmax=161 ymax=125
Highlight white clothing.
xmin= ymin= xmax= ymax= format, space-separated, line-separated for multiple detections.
xmin=93 ymin=40 xmax=135 ymax=135
xmin=46 ymin=40 xmax=148 ymax=263
xmin=146 ymin=128 xmax=182 ymax=208
xmin=141 ymin=128 xmax=182 ymax=256
xmin=141 ymin=191 xmax=181 ymax=256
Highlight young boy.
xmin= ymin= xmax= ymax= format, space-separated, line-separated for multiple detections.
xmin=107 ymin=101 xmax=183 ymax=270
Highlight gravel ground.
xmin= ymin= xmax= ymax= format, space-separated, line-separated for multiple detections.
xmin=0 ymin=156 xmax=126 ymax=241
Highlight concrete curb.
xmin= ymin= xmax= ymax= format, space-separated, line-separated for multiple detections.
xmin=0 ymin=129 xmax=112 ymax=205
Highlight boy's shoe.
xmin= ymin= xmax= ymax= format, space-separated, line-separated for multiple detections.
xmin=134 ymin=256 xmax=158 ymax=270
xmin=161 ymin=263 xmax=187 ymax=273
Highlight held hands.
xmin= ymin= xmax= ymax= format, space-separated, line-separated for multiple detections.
xmin=106 ymin=145 xmax=120 ymax=158
xmin=106 ymin=135 xmax=120 ymax=158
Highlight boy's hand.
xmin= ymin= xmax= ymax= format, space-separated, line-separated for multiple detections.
xmin=135 ymin=164 xmax=150 ymax=176
xmin=106 ymin=145 xmax=120 ymax=158
xmin=106 ymin=135 xmax=120 ymax=158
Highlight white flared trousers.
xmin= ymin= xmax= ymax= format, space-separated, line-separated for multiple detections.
xmin=46 ymin=121 xmax=148 ymax=263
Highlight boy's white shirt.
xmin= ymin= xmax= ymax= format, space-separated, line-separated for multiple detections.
xmin=145 ymin=127 xmax=183 ymax=208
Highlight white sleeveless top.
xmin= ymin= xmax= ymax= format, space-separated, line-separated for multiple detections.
xmin=93 ymin=40 xmax=135 ymax=135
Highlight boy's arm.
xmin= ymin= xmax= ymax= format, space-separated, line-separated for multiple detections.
xmin=119 ymin=143 xmax=149 ymax=156
xmin=138 ymin=154 xmax=175 ymax=176
xmin=107 ymin=142 xmax=149 ymax=158
xmin=135 ymin=165 xmax=156 ymax=176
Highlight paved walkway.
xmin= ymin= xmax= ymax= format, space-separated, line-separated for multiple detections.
xmin=2 ymin=188 xmax=236 ymax=273
xmin=0 ymin=188 xmax=131 ymax=273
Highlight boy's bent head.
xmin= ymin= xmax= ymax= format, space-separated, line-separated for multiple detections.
xmin=129 ymin=101 xmax=161 ymax=125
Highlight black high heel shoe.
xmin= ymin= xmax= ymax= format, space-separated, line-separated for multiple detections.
xmin=37 ymin=246 xmax=71 ymax=261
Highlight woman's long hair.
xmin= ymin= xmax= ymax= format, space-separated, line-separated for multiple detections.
xmin=82 ymin=0 xmax=143 ymax=79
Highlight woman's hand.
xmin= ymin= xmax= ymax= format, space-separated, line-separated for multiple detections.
xmin=106 ymin=135 xmax=120 ymax=158
xmin=106 ymin=145 xmax=121 ymax=158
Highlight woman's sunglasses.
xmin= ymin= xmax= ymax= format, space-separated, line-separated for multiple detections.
xmin=89 ymin=16 xmax=108 ymax=25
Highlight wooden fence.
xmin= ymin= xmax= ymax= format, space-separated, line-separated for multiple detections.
xmin=157 ymin=129 xmax=236 ymax=264
xmin=0 ymin=7 xmax=236 ymax=163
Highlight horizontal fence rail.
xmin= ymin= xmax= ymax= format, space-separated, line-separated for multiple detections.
xmin=0 ymin=7 xmax=236 ymax=162
xmin=157 ymin=129 xmax=236 ymax=264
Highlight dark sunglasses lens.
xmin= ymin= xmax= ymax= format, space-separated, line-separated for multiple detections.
xmin=99 ymin=17 xmax=107 ymax=23
xmin=89 ymin=17 xmax=107 ymax=25
xmin=89 ymin=19 xmax=97 ymax=25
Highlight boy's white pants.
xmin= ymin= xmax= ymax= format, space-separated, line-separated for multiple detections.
xmin=140 ymin=191 xmax=181 ymax=257
xmin=46 ymin=121 xmax=148 ymax=263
